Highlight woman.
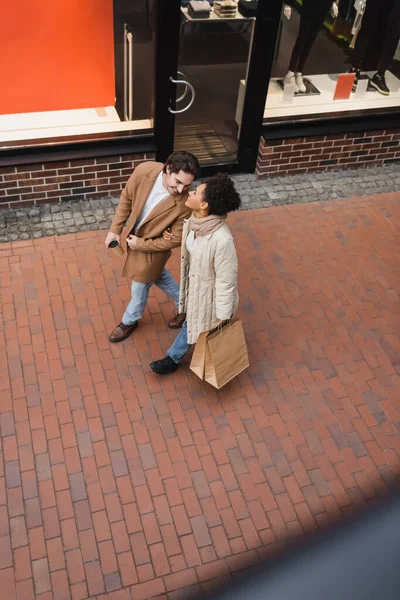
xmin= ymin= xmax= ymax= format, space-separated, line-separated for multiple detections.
xmin=150 ymin=173 xmax=241 ymax=375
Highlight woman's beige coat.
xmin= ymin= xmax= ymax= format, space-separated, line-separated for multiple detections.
xmin=178 ymin=217 xmax=239 ymax=345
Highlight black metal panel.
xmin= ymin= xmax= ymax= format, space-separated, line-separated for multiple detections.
xmin=237 ymin=0 xmax=284 ymax=173
xmin=154 ymin=0 xmax=182 ymax=163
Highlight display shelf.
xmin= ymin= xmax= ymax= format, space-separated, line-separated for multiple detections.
xmin=0 ymin=107 xmax=151 ymax=144
xmin=235 ymin=71 xmax=400 ymax=126
xmin=264 ymin=72 xmax=400 ymax=119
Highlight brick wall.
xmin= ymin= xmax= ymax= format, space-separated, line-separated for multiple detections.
xmin=0 ymin=153 xmax=155 ymax=209
xmin=256 ymin=129 xmax=400 ymax=178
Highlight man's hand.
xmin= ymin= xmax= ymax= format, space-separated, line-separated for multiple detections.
xmin=126 ymin=234 xmax=138 ymax=250
xmin=105 ymin=231 xmax=120 ymax=247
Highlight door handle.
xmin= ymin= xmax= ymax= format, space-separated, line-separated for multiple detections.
xmin=124 ymin=25 xmax=133 ymax=121
xmin=168 ymin=77 xmax=195 ymax=114
xmin=176 ymin=71 xmax=189 ymax=103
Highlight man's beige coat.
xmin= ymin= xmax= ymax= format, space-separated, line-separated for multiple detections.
xmin=110 ymin=161 xmax=191 ymax=283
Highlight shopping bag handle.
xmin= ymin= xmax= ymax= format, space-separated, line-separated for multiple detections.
xmin=209 ymin=317 xmax=234 ymax=337
xmin=219 ymin=314 xmax=235 ymax=329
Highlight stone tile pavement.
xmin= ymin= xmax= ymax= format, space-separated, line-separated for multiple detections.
xmin=0 ymin=191 xmax=400 ymax=599
xmin=0 ymin=164 xmax=399 ymax=243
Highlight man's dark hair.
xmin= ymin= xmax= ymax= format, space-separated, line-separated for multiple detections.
xmin=163 ymin=151 xmax=200 ymax=179
xmin=204 ymin=173 xmax=241 ymax=216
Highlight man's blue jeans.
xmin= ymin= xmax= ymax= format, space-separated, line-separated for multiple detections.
xmin=167 ymin=321 xmax=192 ymax=364
xmin=122 ymin=269 xmax=179 ymax=325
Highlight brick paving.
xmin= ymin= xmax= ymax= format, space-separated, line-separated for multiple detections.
xmin=0 ymin=191 xmax=400 ymax=599
xmin=0 ymin=163 xmax=399 ymax=242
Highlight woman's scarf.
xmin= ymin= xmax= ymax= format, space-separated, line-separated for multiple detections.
xmin=190 ymin=214 xmax=226 ymax=237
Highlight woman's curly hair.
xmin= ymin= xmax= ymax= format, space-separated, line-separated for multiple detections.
xmin=203 ymin=173 xmax=241 ymax=216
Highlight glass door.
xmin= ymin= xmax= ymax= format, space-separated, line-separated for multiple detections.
xmin=172 ymin=7 xmax=256 ymax=165
xmin=154 ymin=0 xmax=283 ymax=172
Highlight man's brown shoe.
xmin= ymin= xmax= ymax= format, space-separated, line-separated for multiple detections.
xmin=168 ymin=313 xmax=186 ymax=329
xmin=108 ymin=322 xmax=138 ymax=343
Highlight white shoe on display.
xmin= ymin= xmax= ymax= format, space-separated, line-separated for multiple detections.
xmin=283 ymin=71 xmax=299 ymax=93
xmin=295 ymin=72 xmax=306 ymax=93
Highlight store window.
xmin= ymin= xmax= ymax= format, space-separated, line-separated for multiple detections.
xmin=264 ymin=0 xmax=400 ymax=121
xmin=0 ymin=1 xmax=154 ymax=146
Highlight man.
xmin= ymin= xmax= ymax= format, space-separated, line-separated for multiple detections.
xmin=105 ymin=151 xmax=200 ymax=343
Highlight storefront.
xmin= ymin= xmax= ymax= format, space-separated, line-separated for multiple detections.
xmin=1 ymin=0 xmax=399 ymax=208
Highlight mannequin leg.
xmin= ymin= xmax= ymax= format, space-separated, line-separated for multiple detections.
xmin=296 ymin=0 xmax=332 ymax=74
xmin=286 ymin=0 xmax=327 ymax=91
xmin=291 ymin=0 xmax=331 ymax=93
xmin=288 ymin=4 xmax=316 ymax=73
xmin=368 ymin=0 xmax=400 ymax=95
xmin=351 ymin=0 xmax=382 ymax=69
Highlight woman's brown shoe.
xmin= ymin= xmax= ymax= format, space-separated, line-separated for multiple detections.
xmin=168 ymin=313 xmax=186 ymax=329
xmin=108 ymin=322 xmax=138 ymax=343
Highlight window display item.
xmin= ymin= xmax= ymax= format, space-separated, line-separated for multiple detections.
xmin=347 ymin=65 xmax=361 ymax=91
xmin=282 ymin=81 xmax=296 ymax=103
xmin=283 ymin=71 xmax=307 ymax=92
xmin=351 ymin=0 xmax=400 ymax=95
xmin=214 ymin=1 xmax=237 ymax=18
xmin=182 ymin=0 xmax=213 ymax=5
xmin=369 ymin=72 xmax=391 ymax=95
xmin=333 ymin=72 xmax=355 ymax=99
xmin=277 ymin=76 xmax=321 ymax=95
xmin=188 ymin=0 xmax=212 ymax=18
xmin=354 ymin=75 xmax=369 ymax=98
xmin=238 ymin=0 xmax=258 ymax=18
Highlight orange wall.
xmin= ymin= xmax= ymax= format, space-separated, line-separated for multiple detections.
xmin=0 ymin=1 xmax=115 ymax=115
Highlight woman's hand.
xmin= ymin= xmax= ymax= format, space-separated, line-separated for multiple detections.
xmin=126 ymin=234 xmax=138 ymax=249
xmin=162 ymin=228 xmax=177 ymax=241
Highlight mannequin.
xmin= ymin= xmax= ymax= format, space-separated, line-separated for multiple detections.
xmin=283 ymin=0 xmax=340 ymax=93
xmin=350 ymin=0 xmax=400 ymax=95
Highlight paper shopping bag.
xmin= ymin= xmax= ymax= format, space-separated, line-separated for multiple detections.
xmin=189 ymin=331 xmax=208 ymax=379
xmin=205 ymin=319 xmax=249 ymax=389
xmin=190 ymin=319 xmax=249 ymax=389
